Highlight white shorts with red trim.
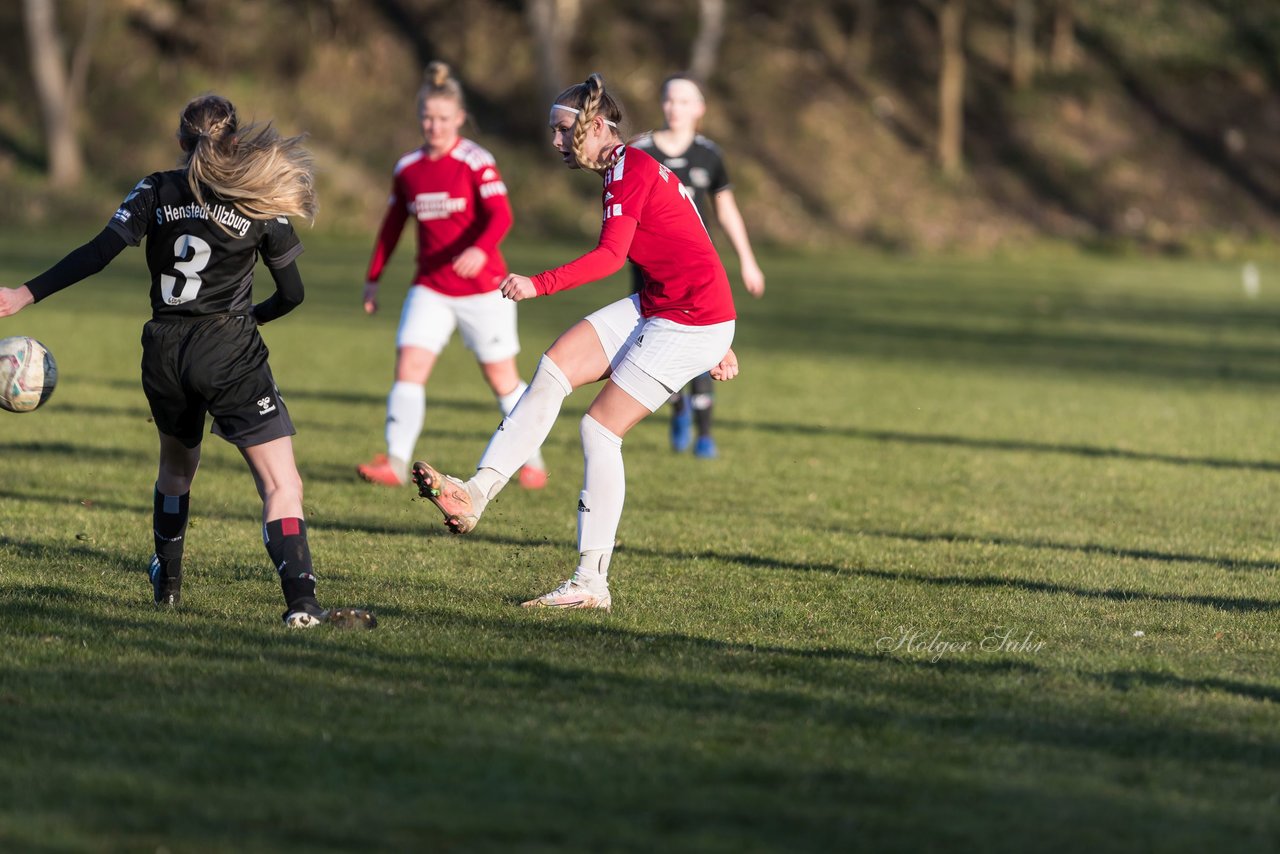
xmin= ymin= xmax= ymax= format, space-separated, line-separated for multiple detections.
xmin=397 ymin=286 xmax=520 ymax=363
xmin=585 ymin=295 xmax=735 ymax=412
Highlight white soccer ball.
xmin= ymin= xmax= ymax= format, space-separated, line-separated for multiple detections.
xmin=0 ymin=336 xmax=58 ymax=413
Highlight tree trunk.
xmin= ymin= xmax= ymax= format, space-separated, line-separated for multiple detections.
xmin=526 ymin=0 xmax=584 ymax=107
xmin=24 ymin=0 xmax=85 ymax=188
xmin=1050 ymin=0 xmax=1075 ymax=71
xmin=938 ymin=0 xmax=966 ymax=177
xmin=1011 ymin=0 xmax=1035 ymax=89
xmin=850 ymin=0 xmax=876 ymax=75
xmin=689 ymin=0 xmax=725 ymax=83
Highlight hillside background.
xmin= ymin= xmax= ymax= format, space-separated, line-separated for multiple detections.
xmin=2 ymin=0 xmax=1280 ymax=255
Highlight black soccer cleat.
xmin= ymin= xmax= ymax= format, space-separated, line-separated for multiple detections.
xmin=150 ymin=554 xmax=182 ymax=607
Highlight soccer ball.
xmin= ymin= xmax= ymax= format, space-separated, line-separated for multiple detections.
xmin=0 ymin=336 xmax=58 ymax=413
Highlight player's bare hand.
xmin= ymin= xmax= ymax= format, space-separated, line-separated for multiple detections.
xmin=0 ymin=286 xmax=34 ymax=318
xmin=500 ymin=274 xmax=537 ymax=302
xmin=742 ymin=262 xmax=765 ymax=298
xmin=710 ymin=348 xmax=739 ymax=381
xmin=452 ymin=247 xmax=488 ymax=278
xmin=362 ymin=282 xmax=379 ymax=315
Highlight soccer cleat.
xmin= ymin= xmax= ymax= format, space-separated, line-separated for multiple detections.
xmin=670 ymin=396 xmax=693 ymax=452
xmin=518 ymin=464 xmax=548 ymax=490
xmin=357 ymin=453 xmax=405 ymax=487
xmin=693 ymin=435 xmax=718 ymax=459
xmin=521 ymin=577 xmax=612 ymax=611
xmin=149 ymin=554 xmax=181 ymax=607
xmin=411 ymin=460 xmax=480 ymax=534
xmin=283 ymin=605 xmax=378 ymax=629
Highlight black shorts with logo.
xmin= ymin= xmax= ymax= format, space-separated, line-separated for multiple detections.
xmin=140 ymin=314 xmax=295 ymax=449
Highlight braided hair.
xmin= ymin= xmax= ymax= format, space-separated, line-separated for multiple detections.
xmin=554 ymin=73 xmax=625 ymax=173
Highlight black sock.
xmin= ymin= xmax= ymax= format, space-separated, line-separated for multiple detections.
xmin=263 ymin=517 xmax=319 ymax=612
xmin=691 ymin=372 xmax=714 ymax=437
xmin=153 ymin=486 xmax=190 ymax=579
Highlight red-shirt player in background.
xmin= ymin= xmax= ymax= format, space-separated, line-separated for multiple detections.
xmin=357 ymin=62 xmax=547 ymax=489
xmin=411 ymin=73 xmax=739 ymax=611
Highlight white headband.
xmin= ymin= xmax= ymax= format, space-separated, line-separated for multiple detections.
xmin=552 ymin=104 xmax=618 ymax=128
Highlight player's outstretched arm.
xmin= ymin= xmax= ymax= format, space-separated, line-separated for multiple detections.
xmin=0 ymin=286 xmax=34 ymax=318
xmin=710 ymin=348 xmax=739 ymax=381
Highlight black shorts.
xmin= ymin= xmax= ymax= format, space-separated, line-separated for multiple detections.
xmin=140 ymin=314 xmax=296 ymax=449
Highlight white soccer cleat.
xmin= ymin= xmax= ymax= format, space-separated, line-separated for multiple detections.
xmin=284 ymin=610 xmax=324 ymax=628
xmin=521 ymin=577 xmax=612 ymax=611
xmin=283 ymin=607 xmax=377 ymax=629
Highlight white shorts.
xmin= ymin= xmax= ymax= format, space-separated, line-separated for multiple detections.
xmin=585 ymin=295 xmax=735 ymax=412
xmin=396 ymin=286 xmax=520 ymax=363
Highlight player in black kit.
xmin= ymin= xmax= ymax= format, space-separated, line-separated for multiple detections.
xmin=631 ymin=74 xmax=764 ymax=458
xmin=0 ymin=94 xmax=374 ymax=629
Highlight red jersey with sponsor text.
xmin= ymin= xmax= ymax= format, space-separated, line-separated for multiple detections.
xmin=608 ymin=145 xmax=735 ymax=325
xmin=365 ymin=138 xmax=512 ymax=297
xmin=532 ymin=146 xmax=735 ymax=324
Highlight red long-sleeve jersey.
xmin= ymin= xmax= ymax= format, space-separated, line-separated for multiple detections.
xmin=365 ymin=138 xmax=512 ymax=296
xmin=532 ymin=145 xmax=735 ymax=326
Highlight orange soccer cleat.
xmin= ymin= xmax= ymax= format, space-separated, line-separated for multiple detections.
xmin=518 ymin=464 xmax=548 ymax=490
xmin=357 ymin=454 xmax=405 ymax=487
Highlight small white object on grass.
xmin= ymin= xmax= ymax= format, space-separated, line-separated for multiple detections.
xmin=1132 ymin=630 xmax=1145 ymax=638
xmin=1243 ymin=262 xmax=1260 ymax=299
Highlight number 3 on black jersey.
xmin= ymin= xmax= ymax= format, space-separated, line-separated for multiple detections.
xmin=161 ymin=233 xmax=212 ymax=305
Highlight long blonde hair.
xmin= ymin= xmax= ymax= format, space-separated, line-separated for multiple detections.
xmin=177 ymin=94 xmax=317 ymax=226
xmin=554 ymin=73 xmax=625 ymax=173
xmin=417 ymin=61 xmax=466 ymax=118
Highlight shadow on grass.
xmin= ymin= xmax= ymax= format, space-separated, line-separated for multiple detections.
xmin=720 ymin=419 xmax=1280 ymax=474
xmin=2 ymin=496 xmax=1275 ymax=614
xmin=863 ymin=527 xmax=1280 ymax=573
xmin=709 ymin=551 xmax=1278 ymax=614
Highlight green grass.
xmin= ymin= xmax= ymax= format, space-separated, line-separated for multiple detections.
xmin=1 ymin=231 xmax=1277 ymax=852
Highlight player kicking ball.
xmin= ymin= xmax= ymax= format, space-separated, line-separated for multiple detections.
xmin=0 ymin=95 xmax=374 ymax=630
xmin=411 ymin=73 xmax=739 ymax=611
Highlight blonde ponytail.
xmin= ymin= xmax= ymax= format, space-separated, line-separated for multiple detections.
xmin=178 ymin=94 xmax=317 ymax=227
xmin=418 ymin=61 xmax=466 ymax=118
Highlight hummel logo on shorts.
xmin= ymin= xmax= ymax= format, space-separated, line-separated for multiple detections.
xmin=257 ymin=396 xmax=277 ymax=416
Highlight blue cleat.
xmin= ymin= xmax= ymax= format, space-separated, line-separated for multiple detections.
xmin=694 ymin=435 xmax=718 ymax=459
xmin=670 ymin=396 xmax=693 ymax=452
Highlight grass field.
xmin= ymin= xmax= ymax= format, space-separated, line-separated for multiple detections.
xmin=1 ymin=230 xmax=1277 ymax=852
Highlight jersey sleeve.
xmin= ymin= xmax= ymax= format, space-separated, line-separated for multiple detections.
xmin=470 ymin=160 xmax=513 ymax=256
xmin=105 ymin=174 xmax=159 ymax=246
xmin=531 ymin=215 xmax=637 ymax=296
xmin=709 ymin=151 xmax=731 ymax=194
xmin=365 ymin=176 xmax=409 ymax=283
xmin=260 ymin=216 xmax=304 ymax=269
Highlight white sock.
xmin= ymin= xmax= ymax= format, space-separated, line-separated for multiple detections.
xmin=472 ymin=356 xmax=571 ymax=499
xmin=575 ymin=549 xmax=612 ymax=590
xmin=385 ymin=381 xmax=425 ymax=469
xmin=576 ymin=414 xmax=624 ymax=586
xmin=496 ymin=381 xmax=545 ymax=471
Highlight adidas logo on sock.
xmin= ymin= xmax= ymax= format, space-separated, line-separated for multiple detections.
xmin=578 ymin=499 xmax=590 ymax=513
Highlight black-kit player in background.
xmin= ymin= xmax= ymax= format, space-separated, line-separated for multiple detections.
xmin=631 ymin=74 xmax=764 ymax=459
xmin=0 ymin=94 xmax=374 ymax=630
